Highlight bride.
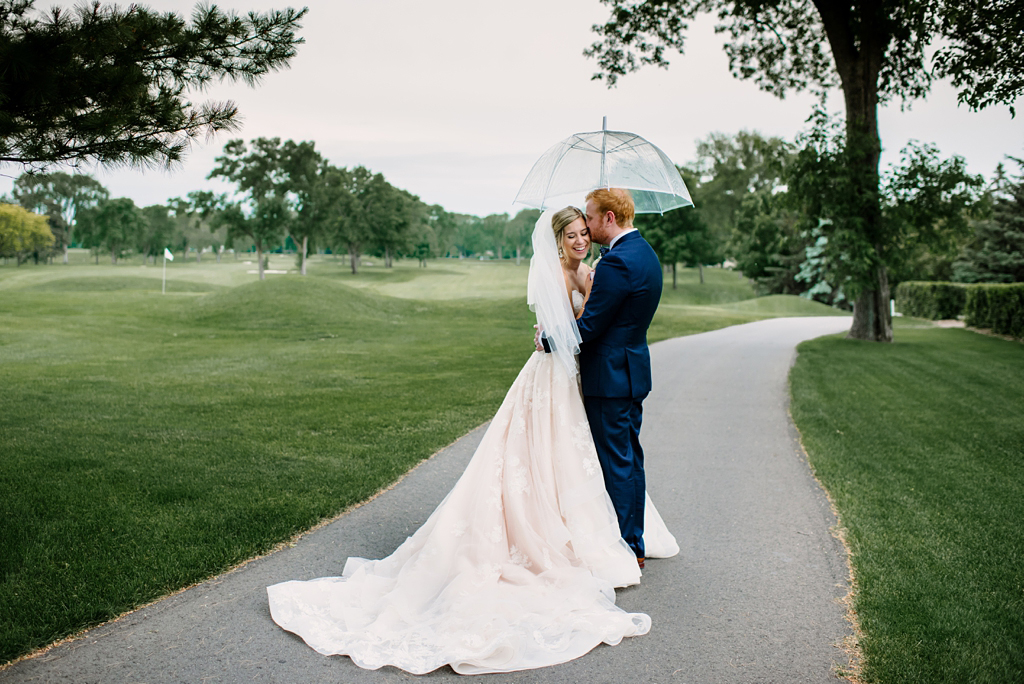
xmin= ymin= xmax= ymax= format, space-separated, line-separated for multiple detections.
xmin=267 ymin=207 xmax=678 ymax=675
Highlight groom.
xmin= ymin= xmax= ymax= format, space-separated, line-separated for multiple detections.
xmin=543 ymin=188 xmax=662 ymax=568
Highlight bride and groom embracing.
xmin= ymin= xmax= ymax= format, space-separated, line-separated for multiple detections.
xmin=267 ymin=187 xmax=679 ymax=675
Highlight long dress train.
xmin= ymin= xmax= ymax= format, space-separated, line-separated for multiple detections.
xmin=267 ymin=350 xmax=679 ymax=674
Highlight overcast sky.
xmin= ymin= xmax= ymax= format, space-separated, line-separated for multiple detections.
xmin=5 ymin=0 xmax=1022 ymax=216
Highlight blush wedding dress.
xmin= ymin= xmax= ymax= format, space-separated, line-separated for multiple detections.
xmin=267 ymin=212 xmax=679 ymax=675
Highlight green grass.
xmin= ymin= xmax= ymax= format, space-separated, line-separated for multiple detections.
xmin=0 ymin=274 xmax=534 ymax=664
xmin=790 ymin=326 xmax=1024 ymax=683
xmin=0 ymin=255 xmax=846 ymax=664
xmin=650 ymin=294 xmax=844 ymax=342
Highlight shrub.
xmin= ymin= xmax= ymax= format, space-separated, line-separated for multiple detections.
xmin=895 ymin=281 xmax=967 ymax=319
xmin=964 ymin=283 xmax=1024 ymax=338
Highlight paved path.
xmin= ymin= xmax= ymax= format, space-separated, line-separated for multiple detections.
xmin=1 ymin=316 xmax=854 ymax=683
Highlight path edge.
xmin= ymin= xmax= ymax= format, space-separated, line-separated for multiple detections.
xmin=0 ymin=421 xmax=491 ymax=672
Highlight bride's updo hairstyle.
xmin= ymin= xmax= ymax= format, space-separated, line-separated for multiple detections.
xmin=551 ymin=206 xmax=585 ymax=259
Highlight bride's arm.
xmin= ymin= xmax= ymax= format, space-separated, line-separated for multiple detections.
xmin=562 ymin=269 xmax=574 ymax=309
xmin=577 ymin=264 xmax=594 ymax=319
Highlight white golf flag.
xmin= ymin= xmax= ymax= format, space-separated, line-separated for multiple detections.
xmin=164 ymin=247 xmax=174 ymax=261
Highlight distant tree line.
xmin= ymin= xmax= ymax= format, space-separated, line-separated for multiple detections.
xmin=0 ymin=138 xmax=541 ymax=274
xmin=6 ymin=128 xmax=1018 ymax=300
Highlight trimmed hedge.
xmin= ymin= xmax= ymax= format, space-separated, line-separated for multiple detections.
xmin=895 ymin=281 xmax=967 ymax=320
xmin=965 ymin=283 xmax=1024 ymax=338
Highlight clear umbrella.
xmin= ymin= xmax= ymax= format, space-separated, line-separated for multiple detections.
xmin=514 ymin=118 xmax=693 ymax=214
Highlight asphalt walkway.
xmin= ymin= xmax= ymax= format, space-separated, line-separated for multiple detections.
xmin=1 ymin=316 xmax=854 ymax=683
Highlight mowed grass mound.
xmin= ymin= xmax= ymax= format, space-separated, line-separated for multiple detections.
xmin=23 ymin=275 xmax=222 ymax=293
xmin=309 ymin=258 xmax=844 ymax=342
xmin=790 ymin=327 xmax=1024 ymax=683
xmin=0 ymin=275 xmax=533 ymax=664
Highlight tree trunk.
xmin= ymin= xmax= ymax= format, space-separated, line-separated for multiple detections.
xmin=63 ymin=245 xmax=69 ymax=264
xmin=348 ymin=244 xmax=360 ymax=274
xmin=816 ymin=0 xmax=891 ymax=341
xmin=698 ymin=263 xmax=704 ymax=284
xmin=94 ymin=249 xmax=99 ymax=265
xmin=216 ymin=246 xmax=222 ymax=263
xmin=516 ymin=246 xmax=521 ymax=265
xmin=842 ymin=91 xmax=891 ymax=341
xmin=849 ymin=262 xmax=892 ymax=341
xmin=110 ymin=249 xmax=117 ymax=265
xmin=385 ymin=246 xmax=392 ymax=268
xmin=299 ymin=235 xmax=308 ymax=275
xmin=672 ymin=262 xmax=677 ymax=289
xmin=256 ymin=245 xmax=265 ymax=280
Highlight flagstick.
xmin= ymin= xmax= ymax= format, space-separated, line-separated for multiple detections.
xmin=162 ymin=252 xmax=166 ymax=294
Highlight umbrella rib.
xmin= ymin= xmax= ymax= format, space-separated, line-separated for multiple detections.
xmin=539 ymin=142 xmax=579 ymax=209
xmin=518 ymin=129 xmax=691 ymax=214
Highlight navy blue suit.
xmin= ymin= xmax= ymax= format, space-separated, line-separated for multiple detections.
xmin=576 ymin=230 xmax=662 ymax=558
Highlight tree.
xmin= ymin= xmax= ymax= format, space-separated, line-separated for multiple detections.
xmin=11 ymin=171 xmax=107 ymax=262
xmin=209 ymin=138 xmax=293 ymax=279
xmin=0 ymin=203 xmax=52 ymax=264
xmin=692 ymin=131 xmax=792 ymax=246
xmin=506 ymin=208 xmax=540 ymax=264
xmin=586 ymin=0 xmax=1024 ymax=341
xmin=954 ymin=161 xmax=1024 ymax=283
xmin=481 ymin=213 xmax=510 ymax=259
xmin=452 ymin=214 xmax=491 ymax=257
xmin=789 ymin=117 xmax=983 ymax=298
xmin=167 ymin=190 xmax=225 ymax=262
xmin=363 ymin=175 xmax=422 ymax=268
xmin=75 ymin=197 xmax=144 ymax=264
xmin=408 ymin=204 xmax=457 ymax=267
xmin=0 ymin=1 xmax=306 ymax=169
xmin=278 ymin=140 xmax=327 ymax=275
xmin=639 ymin=169 xmax=720 ymax=288
xmin=139 ymin=204 xmax=175 ymax=262
xmin=426 ymin=204 xmax=458 ymax=260
xmin=213 ymin=196 xmax=288 ymax=279
xmin=325 ymin=165 xmax=374 ymax=274
xmin=729 ymin=188 xmax=808 ymax=295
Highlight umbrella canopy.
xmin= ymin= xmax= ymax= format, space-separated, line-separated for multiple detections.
xmin=514 ymin=120 xmax=693 ymax=214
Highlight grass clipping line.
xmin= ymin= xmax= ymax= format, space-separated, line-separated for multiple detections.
xmin=0 ymin=422 xmax=489 ymax=671
xmin=789 ymin=405 xmax=865 ymax=684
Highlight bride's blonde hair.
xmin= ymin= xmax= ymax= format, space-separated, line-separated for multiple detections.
xmin=551 ymin=206 xmax=585 ymax=258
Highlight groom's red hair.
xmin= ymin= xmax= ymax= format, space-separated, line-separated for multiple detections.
xmin=586 ymin=188 xmax=635 ymax=227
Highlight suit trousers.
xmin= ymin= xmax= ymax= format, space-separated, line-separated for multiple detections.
xmin=583 ymin=394 xmax=646 ymax=559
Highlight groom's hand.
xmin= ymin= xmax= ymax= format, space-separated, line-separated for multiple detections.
xmin=534 ymin=325 xmax=553 ymax=353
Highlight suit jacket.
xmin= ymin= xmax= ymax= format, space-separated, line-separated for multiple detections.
xmin=576 ymin=231 xmax=662 ymax=399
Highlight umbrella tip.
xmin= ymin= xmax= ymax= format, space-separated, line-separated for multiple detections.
xmin=602 ymin=116 xmax=607 ymax=131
